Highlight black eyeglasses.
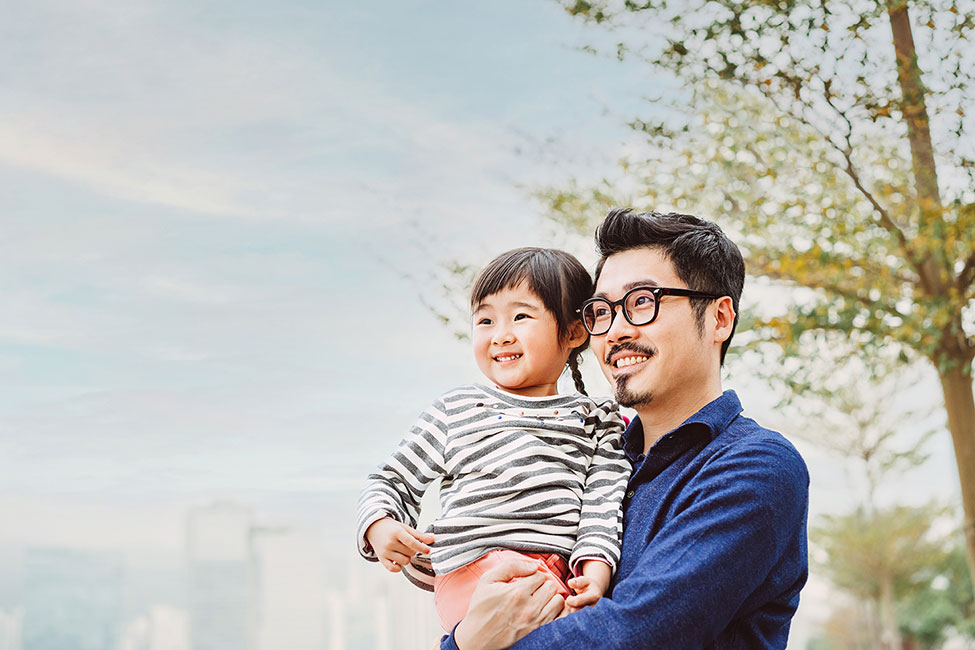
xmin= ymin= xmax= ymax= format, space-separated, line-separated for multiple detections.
xmin=578 ymin=286 xmax=723 ymax=336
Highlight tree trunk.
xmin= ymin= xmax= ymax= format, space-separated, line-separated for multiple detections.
xmin=886 ymin=0 xmax=945 ymax=293
xmin=886 ymin=0 xmax=975 ymax=599
xmin=938 ymin=360 xmax=975 ymax=595
xmin=879 ymin=574 xmax=902 ymax=650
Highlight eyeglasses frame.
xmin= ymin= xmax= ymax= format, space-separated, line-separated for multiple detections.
xmin=578 ymin=286 xmax=724 ymax=336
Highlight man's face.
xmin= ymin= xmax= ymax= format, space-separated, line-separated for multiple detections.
xmin=590 ymin=247 xmax=714 ymax=409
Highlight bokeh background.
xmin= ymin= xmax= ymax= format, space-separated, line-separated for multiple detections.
xmin=2 ymin=1 xmax=972 ymax=649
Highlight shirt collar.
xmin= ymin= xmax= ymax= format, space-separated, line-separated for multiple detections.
xmin=622 ymin=390 xmax=743 ymax=461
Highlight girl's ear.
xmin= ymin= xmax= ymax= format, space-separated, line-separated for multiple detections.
xmin=565 ymin=320 xmax=589 ymax=349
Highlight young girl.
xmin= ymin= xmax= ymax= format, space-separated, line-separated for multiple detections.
xmin=355 ymin=247 xmax=628 ymax=631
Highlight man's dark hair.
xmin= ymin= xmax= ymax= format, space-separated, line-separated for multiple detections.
xmin=594 ymin=208 xmax=745 ymax=364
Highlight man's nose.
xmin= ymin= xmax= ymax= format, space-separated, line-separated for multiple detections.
xmin=605 ymin=305 xmax=636 ymax=343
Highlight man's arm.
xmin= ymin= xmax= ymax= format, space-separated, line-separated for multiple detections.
xmin=445 ymin=440 xmax=808 ymax=650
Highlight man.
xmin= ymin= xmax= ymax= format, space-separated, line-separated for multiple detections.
xmin=441 ymin=208 xmax=809 ymax=649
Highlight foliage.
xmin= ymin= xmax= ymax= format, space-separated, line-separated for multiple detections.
xmin=540 ymin=80 xmax=974 ymax=368
xmin=898 ymin=542 xmax=975 ymax=648
xmin=813 ymin=503 xmax=951 ymax=602
xmin=544 ymin=0 xmax=975 ymax=588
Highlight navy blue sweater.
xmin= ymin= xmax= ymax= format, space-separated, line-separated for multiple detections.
xmin=441 ymin=390 xmax=809 ymax=649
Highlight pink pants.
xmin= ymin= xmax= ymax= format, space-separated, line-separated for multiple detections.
xmin=432 ymin=549 xmax=570 ymax=632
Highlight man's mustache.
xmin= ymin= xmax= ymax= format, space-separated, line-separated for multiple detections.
xmin=604 ymin=342 xmax=657 ymax=365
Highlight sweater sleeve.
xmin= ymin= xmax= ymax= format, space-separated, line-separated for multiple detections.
xmin=355 ymin=398 xmax=449 ymax=561
xmin=568 ymin=399 xmax=629 ymax=575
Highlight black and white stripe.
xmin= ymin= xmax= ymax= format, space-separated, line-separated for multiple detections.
xmin=356 ymin=384 xmax=629 ymax=591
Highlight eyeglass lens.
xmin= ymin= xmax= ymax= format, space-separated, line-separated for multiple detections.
xmin=583 ymin=288 xmax=659 ymax=334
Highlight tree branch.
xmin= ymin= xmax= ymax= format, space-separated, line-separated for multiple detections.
xmin=959 ymin=254 xmax=975 ymax=292
xmin=753 ymin=265 xmax=910 ymax=324
xmin=748 ymin=78 xmax=930 ymax=282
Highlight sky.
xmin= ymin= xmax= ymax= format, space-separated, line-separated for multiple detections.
xmin=2 ymin=0 xmax=667 ymax=544
xmin=0 ymin=0 xmax=966 ymax=644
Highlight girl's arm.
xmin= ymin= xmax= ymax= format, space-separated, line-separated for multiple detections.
xmin=355 ymin=398 xmax=449 ymax=563
xmin=567 ymin=399 xmax=629 ymax=576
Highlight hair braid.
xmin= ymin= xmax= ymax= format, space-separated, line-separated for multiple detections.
xmin=568 ymin=350 xmax=587 ymax=396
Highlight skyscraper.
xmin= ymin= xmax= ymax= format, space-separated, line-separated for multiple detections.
xmin=22 ymin=548 xmax=124 ymax=650
xmin=185 ymin=503 xmax=256 ymax=650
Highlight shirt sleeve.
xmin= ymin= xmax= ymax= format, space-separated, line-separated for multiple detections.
xmin=511 ymin=439 xmax=809 ymax=650
xmin=568 ymin=400 xmax=629 ymax=575
xmin=355 ymin=398 xmax=449 ymax=561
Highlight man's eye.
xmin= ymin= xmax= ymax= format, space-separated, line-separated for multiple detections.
xmin=594 ymin=307 xmax=610 ymax=318
xmin=632 ymin=295 xmax=653 ymax=307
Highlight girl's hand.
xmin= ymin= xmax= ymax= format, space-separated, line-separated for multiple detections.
xmin=564 ymin=560 xmax=611 ymax=613
xmin=564 ymin=576 xmax=603 ymax=612
xmin=364 ymin=518 xmax=435 ymax=573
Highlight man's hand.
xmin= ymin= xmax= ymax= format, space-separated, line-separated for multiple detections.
xmin=454 ymin=559 xmax=565 ymax=650
xmin=564 ymin=560 xmax=611 ymax=613
xmin=364 ymin=517 xmax=434 ymax=573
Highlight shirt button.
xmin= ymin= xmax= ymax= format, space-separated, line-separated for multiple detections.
xmin=626 ymin=490 xmax=635 ymax=499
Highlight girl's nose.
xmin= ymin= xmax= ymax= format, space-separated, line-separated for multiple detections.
xmin=493 ymin=328 xmax=515 ymax=345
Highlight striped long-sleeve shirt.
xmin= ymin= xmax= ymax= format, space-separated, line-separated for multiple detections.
xmin=356 ymin=383 xmax=629 ymax=591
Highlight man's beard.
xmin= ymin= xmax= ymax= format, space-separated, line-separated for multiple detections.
xmin=605 ymin=342 xmax=656 ymax=408
xmin=615 ymin=375 xmax=653 ymax=408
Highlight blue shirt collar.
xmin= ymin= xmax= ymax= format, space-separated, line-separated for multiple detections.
xmin=622 ymin=390 xmax=744 ymax=461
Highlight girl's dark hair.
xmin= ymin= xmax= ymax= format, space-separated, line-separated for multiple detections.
xmin=470 ymin=247 xmax=593 ymax=395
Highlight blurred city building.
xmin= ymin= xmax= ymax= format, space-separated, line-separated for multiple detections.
xmin=21 ymin=548 xmax=124 ymax=650
xmin=0 ymin=607 xmax=23 ymax=650
xmin=119 ymin=605 xmax=190 ymax=650
xmin=251 ymin=526 xmax=326 ymax=650
xmin=325 ymin=488 xmax=441 ymax=650
xmin=0 ymin=496 xmax=444 ymax=650
xmin=186 ymin=503 xmax=256 ymax=650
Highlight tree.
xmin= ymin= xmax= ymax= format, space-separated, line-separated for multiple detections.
xmin=898 ymin=542 xmax=975 ymax=649
xmin=762 ymin=346 xmax=943 ymax=492
xmin=773 ymin=355 xmax=953 ymax=648
xmin=815 ymin=503 xmax=951 ymax=650
xmin=543 ymin=0 xmax=975 ymax=588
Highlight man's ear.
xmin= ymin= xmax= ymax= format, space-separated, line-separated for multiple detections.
xmin=712 ymin=297 xmax=736 ymax=345
xmin=566 ymin=320 xmax=589 ymax=349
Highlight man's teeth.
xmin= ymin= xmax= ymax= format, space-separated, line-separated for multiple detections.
xmin=615 ymin=355 xmax=648 ymax=368
xmin=495 ymin=354 xmax=522 ymax=362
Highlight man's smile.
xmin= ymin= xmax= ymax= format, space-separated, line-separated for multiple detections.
xmin=606 ymin=344 xmax=656 ymax=373
xmin=614 ymin=355 xmax=649 ymax=368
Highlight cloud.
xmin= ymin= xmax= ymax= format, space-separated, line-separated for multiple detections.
xmin=1 ymin=0 xmax=539 ymax=229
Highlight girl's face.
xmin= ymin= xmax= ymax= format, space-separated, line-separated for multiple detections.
xmin=471 ymin=282 xmax=585 ymax=397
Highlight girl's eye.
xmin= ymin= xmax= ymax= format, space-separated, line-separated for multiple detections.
xmin=514 ymin=313 xmax=531 ymax=321
xmin=476 ymin=318 xmax=493 ymax=326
